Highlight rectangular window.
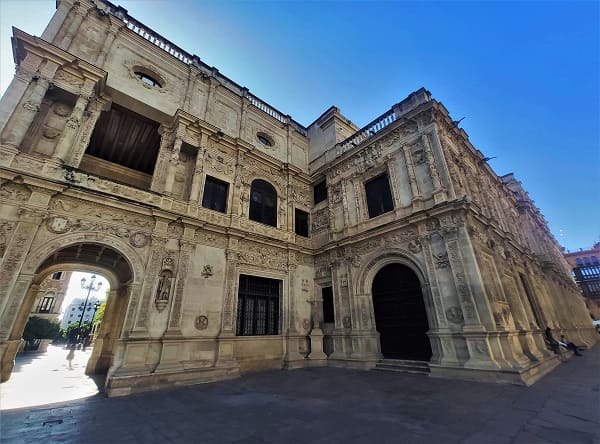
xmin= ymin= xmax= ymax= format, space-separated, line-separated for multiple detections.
xmin=322 ymin=286 xmax=335 ymax=323
xmin=202 ymin=176 xmax=229 ymax=213
xmin=313 ymin=180 xmax=327 ymax=204
xmin=236 ymin=275 xmax=280 ymax=336
xmin=51 ymin=272 xmax=63 ymax=280
xmin=295 ymin=208 xmax=309 ymax=237
xmin=365 ymin=173 xmax=394 ymax=218
xmin=39 ymin=296 xmax=54 ymax=313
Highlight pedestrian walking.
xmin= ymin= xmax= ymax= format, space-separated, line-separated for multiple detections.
xmin=66 ymin=346 xmax=75 ymax=369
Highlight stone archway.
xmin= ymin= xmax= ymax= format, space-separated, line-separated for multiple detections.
xmin=0 ymin=233 xmax=143 ymax=383
xmin=372 ymin=263 xmax=432 ymax=361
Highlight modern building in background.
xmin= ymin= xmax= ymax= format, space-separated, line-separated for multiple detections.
xmin=0 ymin=0 xmax=596 ymax=396
xmin=564 ymin=242 xmax=600 ymax=319
xmin=60 ymin=296 xmax=104 ymax=330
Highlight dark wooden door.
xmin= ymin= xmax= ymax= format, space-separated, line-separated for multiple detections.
xmin=372 ymin=264 xmax=432 ymax=361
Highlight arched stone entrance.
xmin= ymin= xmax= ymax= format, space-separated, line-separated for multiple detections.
xmin=372 ymin=264 xmax=432 ymax=361
xmin=1 ymin=235 xmax=140 ymax=384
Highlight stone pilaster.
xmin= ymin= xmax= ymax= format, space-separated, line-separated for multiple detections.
xmin=53 ymin=94 xmax=90 ymax=162
xmin=0 ymin=77 xmax=50 ymax=151
xmin=165 ymin=240 xmax=194 ymax=336
xmin=189 ymin=145 xmax=206 ymax=203
xmin=95 ymin=23 xmax=122 ymax=66
xmin=150 ymin=126 xmax=174 ymax=193
xmin=421 ymin=134 xmax=447 ymax=204
xmin=59 ymin=4 xmax=87 ymax=50
xmin=68 ymin=98 xmax=106 ymax=167
xmin=164 ymin=136 xmax=183 ymax=195
xmin=402 ymin=144 xmax=423 ymax=210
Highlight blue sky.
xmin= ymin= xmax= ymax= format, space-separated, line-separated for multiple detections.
xmin=1 ymin=0 xmax=598 ymax=251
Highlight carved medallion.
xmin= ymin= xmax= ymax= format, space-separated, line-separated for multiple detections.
xmin=195 ymin=315 xmax=209 ymax=330
xmin=46 ymin=216 xmax=71 ymax=234
xmin=130 ymin=232 xmax=148 ymax=248
xmin=445 ymin=306 xmax=464 ymax=324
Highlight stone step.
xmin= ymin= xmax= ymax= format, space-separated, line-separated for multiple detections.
xmin=375 ymin=359 xmax=430 ymax=375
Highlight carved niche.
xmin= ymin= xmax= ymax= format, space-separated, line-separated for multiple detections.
xmin=155 ymin=256 xmax=176 ymax=312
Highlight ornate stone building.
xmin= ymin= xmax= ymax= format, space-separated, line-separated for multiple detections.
xmin=0 ymin=0 xmax=596 ymax=396
xmin=30 ymin=271 xmax=71 ymax=325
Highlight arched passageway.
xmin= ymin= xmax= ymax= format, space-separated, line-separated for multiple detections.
xmin=372 ymin=264 xmax=432 ymax=361
xmin=2 ymin=242 xmax=134 ymax=384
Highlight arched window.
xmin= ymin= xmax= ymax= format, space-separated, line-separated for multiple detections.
xmin=249 ymin=179 xmax=277 ymax=227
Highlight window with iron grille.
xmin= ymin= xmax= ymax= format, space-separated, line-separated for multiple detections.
xmin=314 ymin=180 xmax=327 ymax=204
xmin=365 ymin=173 xmax=394 ymax=218
xmin=295 ymin=208 xmax=309 ymax=237
xmin=236 ymin=275 xmax=280 ymax=336
xmin=249 ymin=179 xmax=277 ymax=227
xmin=202 ymin=176 xmax=229 ymax=213
xmin=39 ymin=296 xmax=54 ymax=313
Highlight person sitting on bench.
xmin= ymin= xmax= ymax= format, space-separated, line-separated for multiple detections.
xmin=545 ymin=327 xmax=582 ymax=356
xmin=559 ymin=335 xmax=583 ymax=356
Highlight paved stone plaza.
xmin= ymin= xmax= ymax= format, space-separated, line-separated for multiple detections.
xmin=1 ymin=344 xmax=598 ymax=444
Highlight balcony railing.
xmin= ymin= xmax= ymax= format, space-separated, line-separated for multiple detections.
xmin=335 ymin=108 xmax=397 ymax=157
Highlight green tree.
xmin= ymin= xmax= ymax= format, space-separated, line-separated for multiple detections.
xmin=93 ymin=302 xmax=106 ymax=324
xmin=22 ymin=316 xmax=60 ymax=350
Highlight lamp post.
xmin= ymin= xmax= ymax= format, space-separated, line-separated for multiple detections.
xmin=76 ymin=274 xmax=102 ymax=345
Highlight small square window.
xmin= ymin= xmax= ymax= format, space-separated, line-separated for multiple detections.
xmin=314 ymin=180 xmax=327 ymax=204
xmin=295 ymin=209 xmax=309 ymax=237
xmin=365 ymin=174 xmax=394 ymax=218
xmin=51 ymin=272 xmax=63 ymax=280
xmin=202 ymin=176 xmax=229 ymax=213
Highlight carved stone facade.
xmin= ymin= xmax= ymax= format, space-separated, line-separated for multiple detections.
xmin=0 ymin=0 xmax=595 ymax=396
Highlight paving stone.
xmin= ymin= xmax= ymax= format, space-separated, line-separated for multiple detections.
xmin=1 ymin=345 xmax=599 ymax=443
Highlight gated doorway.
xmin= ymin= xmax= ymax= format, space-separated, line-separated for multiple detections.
xmin=372 ymin=264 xmax=432 ymax=361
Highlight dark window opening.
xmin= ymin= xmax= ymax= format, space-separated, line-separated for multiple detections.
xmin=236 ymin=274 xmax=280 ymax=336
xmin=256 ymin=132 xmax=273 ymax=147
xmin=295 ymin=208 xmax=309 ymax=237
xmin=84 ymin=104 xmax=161 ymax=188
xmin=202 ymin=176 xmax=229 ymax=213
xmin=322 ymin=287 xmax=335 ymax=324
xmin=365 ymin=174 xmax=394 ymax=218
xmin=38 ymin=296 xmax=54 ymax=313
xmin=51 ymin=272 xmax=63 ymax=280
xmin=249 ymin=179 xmax=277 ymax=227
xmin=314 ymin=180 xmax=327 ymax=204
xmin=134 ymin=71 xmax=162 ymax=88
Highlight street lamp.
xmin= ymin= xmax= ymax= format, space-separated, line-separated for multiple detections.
xmin=76 ymin=274 xmax=102 ymax=345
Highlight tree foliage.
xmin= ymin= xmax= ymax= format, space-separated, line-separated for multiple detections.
xmin=22 ymin=316 xmax=60 ymax=344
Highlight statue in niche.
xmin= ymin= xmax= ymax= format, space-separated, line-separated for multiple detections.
xmin=155 ymin=269 xmax=173 ymax=312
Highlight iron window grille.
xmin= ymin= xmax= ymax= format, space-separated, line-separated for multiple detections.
xmin=236 ymin=274 xmax=281 ymax=336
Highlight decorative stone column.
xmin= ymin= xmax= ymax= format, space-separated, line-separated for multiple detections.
xmin=59 ymin=4 xmax=87 ymax=50
xmin=402 ymin=144 xmax=423 ymax=210
xmin=0 ymin=77 xmax=50 ymax=150
xmin=421 ymin=134 xmax=447 ymax=204
xmin=189 ymin=143 xmax=206 ymax=203
xmin=164 ymin=136 xmax=183 ymax=195
xmin=165 ymin=240 xmax=194 ymax=336
xmin=53 ymin=94 xmax=90 ymax=162
xmin=150 ymin=126 xmax=174 ymax=193
xmin=216 ymin=249 xmax=239 ymax=368
xmin=68 ymin=97 xmax=106 ymax=167
xmin=95 ymin=23 xmax=122 ymax=66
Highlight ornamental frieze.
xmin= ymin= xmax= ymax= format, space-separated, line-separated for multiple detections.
xmin=62 ymin=169 xmax=161 ymax=206
xmin=236 ymin=241 xmax=288 ymax=271
xmin=0 ymin=177 xmax=31 ymax=202
xmin=194 ymin=229 xmax=228 ymax=249
xmin=204 ymin=150 xmax=234 ymax=176
xmin=49 ymin=197 xmax=154 ymax=228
